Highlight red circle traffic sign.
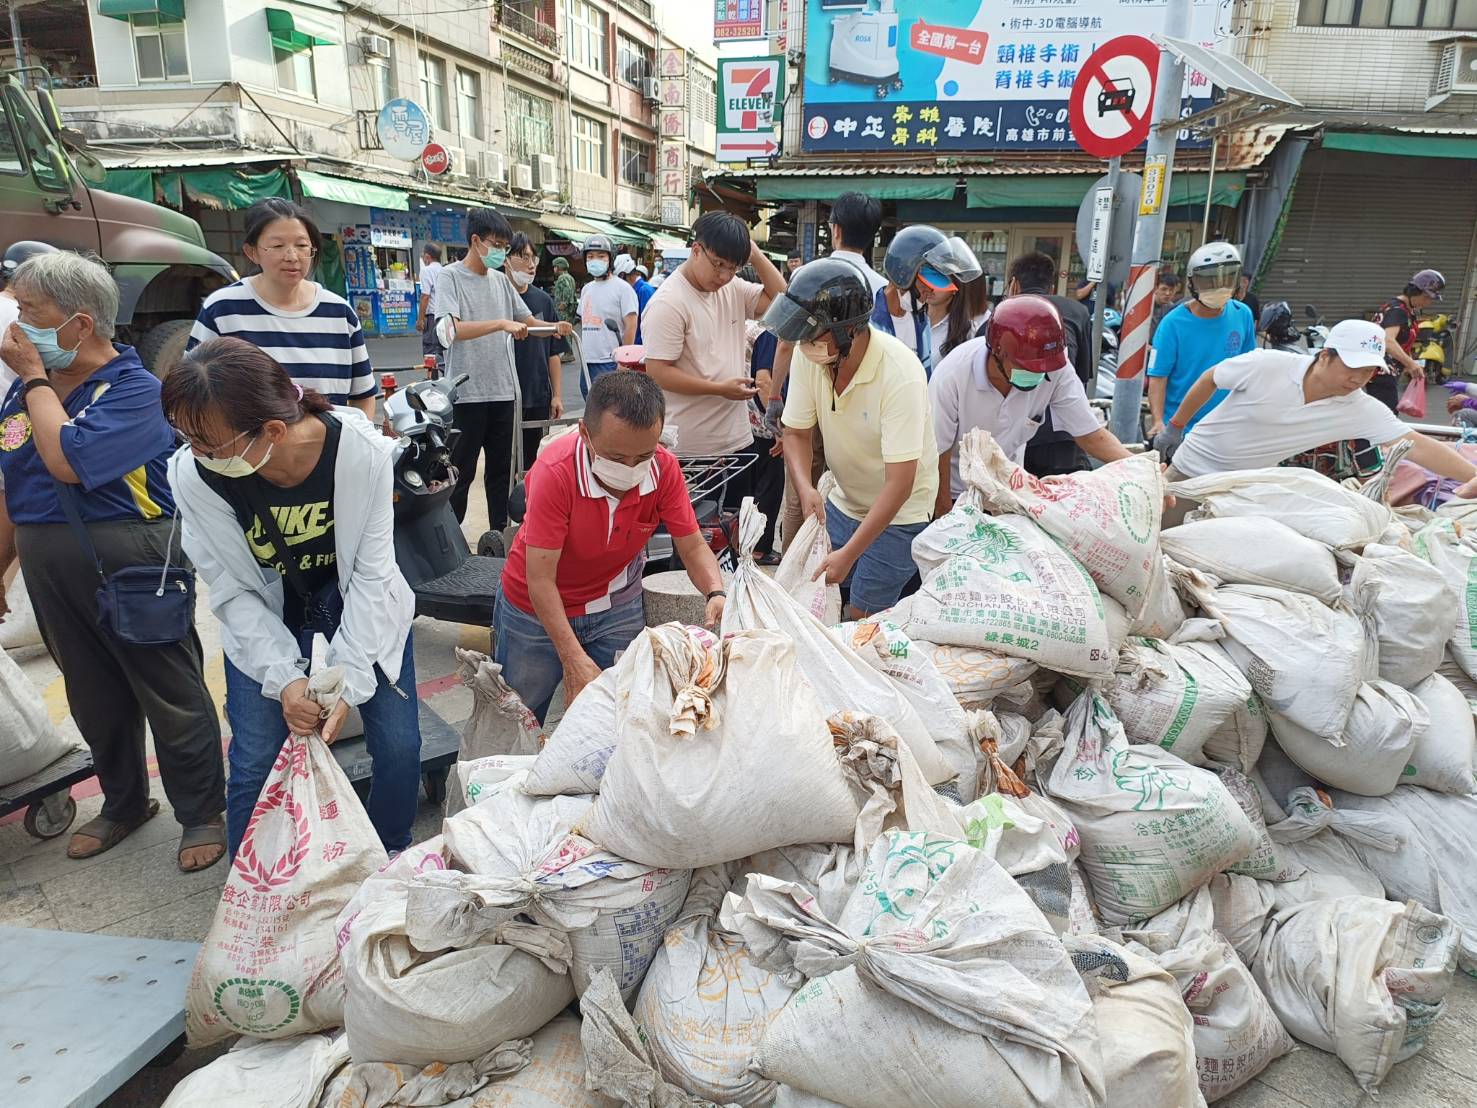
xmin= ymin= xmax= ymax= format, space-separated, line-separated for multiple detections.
xmin=421 ymin=143 xmax=451 ymax=175
xmin=1068 ymin=35 xmax=1160 ymax=159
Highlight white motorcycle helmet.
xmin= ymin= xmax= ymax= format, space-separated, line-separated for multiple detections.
xmin=1186 ymin=241 xmax=1242 ymax=308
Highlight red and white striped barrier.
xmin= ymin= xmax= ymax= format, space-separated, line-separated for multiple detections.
xmin=1116 ymin=262 xmax=1159 ymax=380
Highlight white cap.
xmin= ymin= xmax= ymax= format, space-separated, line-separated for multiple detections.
xmin=1325 ymin=319 xmax=1387 ymax=370
xmin=613 ymin=254 xmax=636 ymax=276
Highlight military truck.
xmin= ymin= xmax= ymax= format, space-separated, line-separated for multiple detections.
xmin=0 ymin=68 xmax=236 ymax=375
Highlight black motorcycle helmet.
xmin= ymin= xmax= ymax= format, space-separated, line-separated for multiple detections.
xmin=1260 ymin=300 xmax=1299 ymax=346
xmin=762 ymin=257 xmax=875 ymax=360
xmin=0 ymin=240 xmax=57 ymax=287
xmin=881 ymin=225 xmax=982 ymax=295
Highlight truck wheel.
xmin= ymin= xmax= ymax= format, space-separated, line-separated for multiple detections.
xmin=137 ymin=318 xmax=195 ymax=379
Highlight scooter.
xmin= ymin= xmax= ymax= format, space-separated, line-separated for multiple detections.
xmin=1303 ymin=304 xmax=1329 ymax=351
xmin=1416 ymin=312 xmax=1455 ymax=384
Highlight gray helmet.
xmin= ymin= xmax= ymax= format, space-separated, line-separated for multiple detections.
xmin=882 ymin=225 xmax=982 ymax=293
xmin=583 ymin=234 xmax=615 ymax=256
xmin=763 ymin=257 xmax=875 ymax=359
xmin=1 ymin=240 xmax=58 ymax=285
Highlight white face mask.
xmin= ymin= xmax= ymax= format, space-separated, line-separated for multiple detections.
xmin=590 ymin=452 xmax=651 ymax=492
xmin=196 ymin=434 xmax=273 ymax=479
xmin=1196 ymin=287 xmax=1233 ymax=310
xmin=508 ymin=268 xmax=534 ymax=290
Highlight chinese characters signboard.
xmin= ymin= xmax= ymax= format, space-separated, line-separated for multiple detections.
xmin=716 ymin=54 xmax=785 ymax=161
xmin=715 ymin=0 xmax=766 ymax=41
xmin=800 ymin=0 xmax=1229 ymax=153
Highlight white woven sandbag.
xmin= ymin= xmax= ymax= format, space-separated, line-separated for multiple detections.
xmin=1350 ymin=544 xmax=1457 ymax=686
xmin=1210 ymin=584 xmax=1367 ymax=742
xmin=903 ymin=639 xmax=1038 ymax=705
xmin=958 ymin=429 xmax=1166 ymax=616
xmin=772 ymin=477 xmax=842 ymax=625
xmin=315 ymin=1041 xmax=531 ymax=1108
xmin=906 ymin=508 xmax=1115 ymax=678
xmin=470 ymin=1017 xmax=616 ymax=1108
xmin=163 ymin=1032 xmax=348 ymax=1108
xmin=1148 ymin=934 xmax=1293 ymax=1102
xmin=455 ymin=648 xmax=544 ymax=761
xmin=1169 ymin=466 xmax=1392 ymax=549
xmin=731 ymin=831 xmax=1103 ymax=1108
xmin=1102 ymin=636 xmax=1252 ymax=766
xmin=423 ymin=790 xmax=690 ymax=1000
xmin=447 ymin=754 xmax=537 ymax=816
xmin=1216 ymin=766 xmax=1305 ymax=883
xmin=1126 ymin=555 xmax=1189 ymax=639
xmin=1253 ymin=896 xmax=1459 ymax=1092
xmin=741 ymin=844 xmax=860 ymax=925
xmin=1263 ymin=787 xmax=1401 ymax=904
xmin=1161 ymin=516 xmax=1342 ymax=602
xmin=337 ymin=846 xmax=574 ymax=1066
xmin=721 ymin=504 xmax=956 ymax=786
xmin=1122 ymin=874 xmax=1277 ymax=966
xmin=1404 ymin=672 xmax=1477 ymax=794
xmin=187 ymin=732 xmax=386 ymax=1047
xmin=633 ymin=868 xmax=795 ymax=1105
xmin=1041 ymin=691 xmax=1258 ymax=924
xmin=524 ymin=663 xmax=620 ymax=795
xmin=1411 ymin=517 xmax=1477 ymax=683
xmin=0 ymin=569 xmax=42 ymax=650
xmin=578 ymin=626 xmax=861 ymax=868
xmin=0 ymin=640 xmax=76 ymax=788
xmin=1066 ymin=936 xmax=1206 ymax=1108
xmin=1267 ymin=680 xmax=1427 ymax=797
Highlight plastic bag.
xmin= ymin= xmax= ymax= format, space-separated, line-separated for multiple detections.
xmin=0 ymin=641 xmax=77 ymax=788
xmin=1398 ymin=377 xmax=1428 ymax=418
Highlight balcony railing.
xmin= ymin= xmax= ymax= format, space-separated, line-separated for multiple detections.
xmin=497 ymin=4 xmax=559 ymax=52
xmin=619 ymin=0 xmax=654 ymax=20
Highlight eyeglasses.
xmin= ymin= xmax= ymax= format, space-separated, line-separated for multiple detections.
xmin=700 ymin=247 xmax=740 ymax=278
xmin=257 ymin=244 xmax=318 ymax=259
xmin=175 ymin=425 xmax=260 ymax=459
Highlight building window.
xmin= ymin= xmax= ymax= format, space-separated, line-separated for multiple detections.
xmin=1298 ymin=0 xmax=1477 ymax=26
xmin=568 ymin=0 xmax=608 ymax=75
xmin=572 ymin=112 xmax=607 ymax=175
xmin=368 ymin=57 xmax=394 ymax=108
xmin=130 ymin=11 xmax=189 ymax=82
xmin=617 ymin=33 xmax=653 ymax=87
xmin=456 ymin=67 xmax=482 ymax=139
xmin=275 ymin=43 xmax=317 ymax=97
xmin=419 ymin=54 xmax=448 ymax=130
xmin=689 ymin=72 xmax=716 ymax=125
xmin=507 ymin=87 xmax=554 ymax=164
xmin=620 ymin=134 xmax=654 ymax=187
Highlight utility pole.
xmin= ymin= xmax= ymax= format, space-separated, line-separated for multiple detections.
xmin=1109 ymin=0 xmax=1192 ymax=445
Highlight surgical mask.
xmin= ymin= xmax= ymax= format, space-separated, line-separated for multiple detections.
xmin=483 ymin=247 xmax=508 ymax=270
xmin=1196 ymin=288 xmax=1233 ymax=310
xmin=587 ymin=259 xmax=609 ymax=278
xmin=799 ymin=338 xmax=838 ymax=367
xmin=1009 ymin=368 xmax=1046 ymax=391
xmin=508 ymin=268 xmax=534 ymax=290
xmin=18 ymin=315 xmax=81 ymax=371
xmin=590 ymin=451 xmax=651 ymax=492
xmin=195 ymin=435 xmax=273 ymax=479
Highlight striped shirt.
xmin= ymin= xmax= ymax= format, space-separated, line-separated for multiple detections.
xmin=188 ymin=278 xmax=376 ymax=404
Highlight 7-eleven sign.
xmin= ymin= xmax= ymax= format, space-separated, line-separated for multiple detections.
xmin=717 ymin=55 xmax=785 ymax=159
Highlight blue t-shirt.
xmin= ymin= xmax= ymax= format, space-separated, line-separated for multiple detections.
xmin=0 ymin=346 xmax=177 ymax=525
xmin=1147 ymin=299 xmax=1256 ymax=428
xmin=633 ymin=277 xmax=656 ymax=344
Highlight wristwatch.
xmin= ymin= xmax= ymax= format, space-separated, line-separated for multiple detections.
xmin=20 ymin=378 xmax=54 ymax=409
xmin=705 ymin=589 xmax=727 ymax=601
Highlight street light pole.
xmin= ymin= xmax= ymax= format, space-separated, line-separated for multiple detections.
xmin=1110 ymin=0 xmax=1193 ymax=445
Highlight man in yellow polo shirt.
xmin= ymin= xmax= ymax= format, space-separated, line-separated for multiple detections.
xmin=767 ymin=257 xmax=938 ymax=618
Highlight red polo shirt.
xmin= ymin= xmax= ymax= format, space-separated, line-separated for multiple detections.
xmin=501 ymin=432 xmax=700 ymax=617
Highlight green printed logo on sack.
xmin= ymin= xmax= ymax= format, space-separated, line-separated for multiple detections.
xmin=1116 ymin=482 xmax=1155 ymax=546
xmin=948 ymin=516 xmax=1024 ymax=566
xmin=860 ymin=833 xmax=966 ymax=935
xmin=213 ymin=976 xmax=301 ymax=1034
xmin=1110 ymin=748 xmax=1190 ymax=812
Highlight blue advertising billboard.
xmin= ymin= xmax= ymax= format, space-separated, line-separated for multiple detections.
xmin=800 ymin=0 xmax=1232 ymax=153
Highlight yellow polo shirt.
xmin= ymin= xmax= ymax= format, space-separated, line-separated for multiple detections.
xmin=782 ymin=327 xmax=939 ymax=525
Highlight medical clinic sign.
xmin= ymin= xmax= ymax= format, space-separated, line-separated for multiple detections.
xmin=800 ymin=0 xmax=1227 ymax=153
xmin=717 ymin=55 xmax=786 ymax=161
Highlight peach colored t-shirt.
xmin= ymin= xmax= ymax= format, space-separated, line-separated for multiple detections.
xmin=641 ymin=266 xmax=765 ymax=457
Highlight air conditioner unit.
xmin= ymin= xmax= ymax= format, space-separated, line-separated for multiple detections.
xmin=358 ymin=33 xmax=392 ymax=59
xmin=1435 ymin=39 xmax=1477 ymax=95
xmin=480 ymin=150 xmax=506 ymax=184
xmin=442 ymin=145 xmax=467 ymax=175
xmin=533 ymin=153 xmax=558 ymax=193
xmin=643 ymin=77 xmax=661 ymax=103
xmin=512 ymin=162 xmax=535 ymax=191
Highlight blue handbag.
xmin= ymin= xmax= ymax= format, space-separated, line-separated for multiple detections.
xmin=55 ymin=481 xmax=195 ymax=647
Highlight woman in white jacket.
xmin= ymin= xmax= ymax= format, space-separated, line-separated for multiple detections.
xmin=164 ymin=336 xmax=420 ymax=857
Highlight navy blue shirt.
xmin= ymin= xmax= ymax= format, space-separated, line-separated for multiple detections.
xmin=0 ymin=345 xmax=177 ymax=524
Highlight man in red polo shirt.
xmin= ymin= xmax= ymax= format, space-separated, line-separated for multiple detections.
xmin=494 ymin=369 xmax=726 ymax=721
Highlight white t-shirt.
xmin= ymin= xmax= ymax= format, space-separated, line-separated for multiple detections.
xmin=419 ymin=260 xmax=442 ymax=299
xmin=831 ymin=248 xmax=887 ymax=295
xmin=1172 ymin=349 xmax=1410 ymax=478
xmin=930 ymin=335 xmax=1102 ymax=495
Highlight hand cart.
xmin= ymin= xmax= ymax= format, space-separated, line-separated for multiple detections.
xmin=0 ymin=746 xmax=93 ymax=840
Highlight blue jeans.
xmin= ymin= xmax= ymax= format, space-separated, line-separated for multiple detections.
xmin=223 ymin=630 xmax=422 ymax=858
xmin=493 ymin=589 xmax=646 ymax=723
xmin=825 ymin=501 xmax=927 ymax=615
xmin=582 ymin=361 xmax=617 ymax=398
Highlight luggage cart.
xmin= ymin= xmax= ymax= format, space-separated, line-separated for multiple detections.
xmin=0 ymin=746 xmax=93 ymax=840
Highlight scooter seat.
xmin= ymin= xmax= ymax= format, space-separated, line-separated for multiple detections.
xmin=413 ymin=555 xmax=504 ymax=626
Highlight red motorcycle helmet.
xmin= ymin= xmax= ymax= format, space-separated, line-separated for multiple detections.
xmin=985 ymin=295 xmax=1068 ymax=374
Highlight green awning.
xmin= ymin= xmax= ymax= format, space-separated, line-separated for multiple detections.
xmin=413 ymin=191 xmax=483 ymax=209
xmin=645 ymin=231 xmax=688 ymax=251
xmin=539 ymin=211 xmax=606 ymax=240
xmin=100 ymin=168 xmax=155 ymax=202
xmin=1323 ymin=131 xmax=1477 ymax=160
xmin=965 ymin=171 xmax=1247 ymax=211
xmin=298 ymin=170 xmax=408 ymax=211
xmin=182 ymin=167 xmax=291 ymax=210
xmin=755 ymin=176 xmax=958 ymax=202
xmin=577 ymin=216 xmax=648 ymax=247
xmin=266 ymin=7 xmax=334 ymax=52
xmin=98 ymin=0 xmax=184 ymax=20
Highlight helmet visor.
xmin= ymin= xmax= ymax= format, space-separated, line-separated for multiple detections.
xmin=1189 ymin=261 xmax=1241 ymax=293
xmin=761 ymin=292 xmax=827 ymax=343
xmin=922 ymin=236 xmax=983 ymax=283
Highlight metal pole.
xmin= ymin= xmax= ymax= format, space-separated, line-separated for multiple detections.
xmin=1110 ymin=0 xmax=1193 ymax=445
xmin=1089 ymin=155 xmax=1121 ymax=388
xmin=1201 ymin=134 xmax=1219 ymax=244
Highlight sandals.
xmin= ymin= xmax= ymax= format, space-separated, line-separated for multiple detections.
xmin=67 ymin=799 xmax=160 ymax=860
xmin=177 ymin=818 xmax=227 ymax=874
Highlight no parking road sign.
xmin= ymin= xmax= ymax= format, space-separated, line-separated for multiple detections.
xmin=1068 ymin=35 xmax=1159 ymax=159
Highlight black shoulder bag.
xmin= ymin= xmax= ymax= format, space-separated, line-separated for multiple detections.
xmin=55 ymin=482 xmax=195 ymax=647
xmin=237 ymin=478 xmax=344 ymax=636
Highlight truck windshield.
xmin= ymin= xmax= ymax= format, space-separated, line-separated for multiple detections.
xmin=3 ymin=84 xmax=70 ymax=194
